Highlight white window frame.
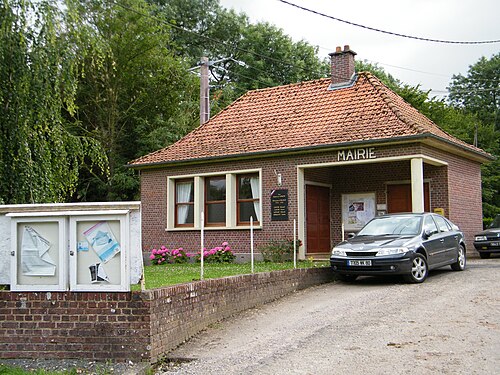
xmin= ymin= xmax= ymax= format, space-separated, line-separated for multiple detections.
xmin=166 ymin=168 xmax=262 ymax=231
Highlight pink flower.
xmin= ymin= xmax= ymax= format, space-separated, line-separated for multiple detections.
xmin=172 ymin=249 xmax=179 ymax=256
xmin=225 ymin=246 xmax=231 ymax=251
xmin=222 ymin=242 xmax=229 ymax=247
xmin=161 ymin=258 xmax=165 ymax=262
xmin=152 ymin=249 xmax=157 ymax=255
xmin=149 ymin=254 xmax=155 ymax=260
xmin=161 ymin=245 xmax=166 ymax=250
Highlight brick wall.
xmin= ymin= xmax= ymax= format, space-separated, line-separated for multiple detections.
xmin=0 ymin=291 xmax=150 ymax=361
xmin=0 ymin=267 xmax=333 ymax=362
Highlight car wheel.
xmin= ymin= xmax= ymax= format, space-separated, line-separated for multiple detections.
xmin=479 ymin=252 xmax=491 ymax=259
xmin=404 ymin=253 xmax=428 ymax=283
xmin=451 ymin=245 xmax=466 ymax=271
xmin=337 ymin=274 xmax=358 ymax=282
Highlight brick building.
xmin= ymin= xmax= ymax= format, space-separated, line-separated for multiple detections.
xmin=129 ymin=46 xmax=492 ymax=260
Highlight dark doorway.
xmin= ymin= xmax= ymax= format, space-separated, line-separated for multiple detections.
xmin=387 ymin=183 xmax=430 ymax=213
xmin=306 ymin=185 xmax=331 ymax=254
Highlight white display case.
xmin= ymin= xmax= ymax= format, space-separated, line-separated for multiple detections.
xmin=10 ymin=217 xmax=68 ymax=291
xmin=6 ymin=207 xmax=136 ymax=292
xmin=69 ymin=214 xmax=130 ymax=292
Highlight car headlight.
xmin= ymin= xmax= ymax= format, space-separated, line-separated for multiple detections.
xmin=331 ymin=247 xmax=347 ymax=257
xmin=375 ymin=247 xmax=408 ymax=256
xmin=475 ymin=236 xmax=487 ymax=241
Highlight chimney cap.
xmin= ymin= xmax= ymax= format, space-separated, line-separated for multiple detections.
xmin=329 ymin=45 xmax=357 ymax=56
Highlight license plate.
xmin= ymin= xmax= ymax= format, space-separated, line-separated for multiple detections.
xmin=348 ymin=260 xmax=372 ymax=266
xmin=491 ymin=242 xmax=499 ymax=246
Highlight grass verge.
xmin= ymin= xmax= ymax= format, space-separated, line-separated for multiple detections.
xmin=132 ymin=260 xmax=329 ymax=290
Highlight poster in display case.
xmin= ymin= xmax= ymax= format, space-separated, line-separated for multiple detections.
xmin=10 ymin=217 xmax=68 ymax=291
xmin=341 ymin=192 xmax=376 ymax=231
xmin=69 ymin=214 xmax=129 ymax=291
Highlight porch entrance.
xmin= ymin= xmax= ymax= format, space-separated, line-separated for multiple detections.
xmin=306 ymin=185 xmax=331 ymax=255
xmin=387 ymin=183 xmax=430 ymax=213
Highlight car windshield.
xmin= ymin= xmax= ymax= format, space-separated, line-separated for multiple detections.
xmin=357 ymin=216 xmax=422 ymax=236
xmin=490 ymin=214 xmax=500 ymax=229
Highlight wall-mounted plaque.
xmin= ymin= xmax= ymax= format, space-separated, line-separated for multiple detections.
xmin=271 ymin=189 xmax=289 ymax=221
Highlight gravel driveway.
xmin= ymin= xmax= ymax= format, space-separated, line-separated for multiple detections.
xmin=158 ymin=258 xmax=500 ymax=375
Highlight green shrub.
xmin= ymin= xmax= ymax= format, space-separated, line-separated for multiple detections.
xmin=259 ymin=239 xmax=301 ymax=262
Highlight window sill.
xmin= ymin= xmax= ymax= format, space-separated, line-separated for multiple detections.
xmin=166 ymin=225 xmax=262 ymax=232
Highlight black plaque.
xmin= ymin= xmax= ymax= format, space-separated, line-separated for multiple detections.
xmin=271 ymin=189 xmax=288 ymax=221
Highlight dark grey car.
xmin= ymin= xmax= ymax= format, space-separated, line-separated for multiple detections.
xmin=473 ymin=214 xmax=500 ymax=258
xmin=330 ymin=213 xmax=466 ymax=283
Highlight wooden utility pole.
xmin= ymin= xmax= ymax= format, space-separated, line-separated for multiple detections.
xmin=200 ymin=56 xmax=210 ymax=125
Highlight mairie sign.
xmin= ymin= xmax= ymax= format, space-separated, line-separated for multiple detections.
xmin=337 ymin=147 xmax=376 ymax=162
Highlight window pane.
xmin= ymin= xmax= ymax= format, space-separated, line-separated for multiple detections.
xmin=207 ymin=177 xmax=226 ymax=201
xmin=238 ymin=176 xmax=253 ymax=199
xmin=207 ymin=203 xmax=225 ymax=223
xmin=176 ymin=180 xmax=194 ymax=203
xmin=423 ymin=216 xmax=439 ymax=235
xmin=239 ymin=202 xmax=257 ymax=223
xmin=177 ymin=205 xmax=194 ymax=225
xmin=434 ymin=216 xmax=450 ymax=232
xmin=239 ymin=174 xmax=259 ymax=199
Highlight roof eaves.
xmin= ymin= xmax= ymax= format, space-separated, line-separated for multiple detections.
xmin=128 ymin=134 xmax=431 ymax=170
xmin=129 ymin=133 xmax=492 ymax=170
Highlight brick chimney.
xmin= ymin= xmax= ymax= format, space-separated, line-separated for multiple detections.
xmin=329 ymin=45 xmax=357 ymax=87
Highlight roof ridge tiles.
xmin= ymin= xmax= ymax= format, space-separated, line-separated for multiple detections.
xmin=360 ymin=72 xmax=427 ymax=135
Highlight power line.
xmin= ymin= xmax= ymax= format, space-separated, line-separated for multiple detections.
xmin=108 ymin=0 xmax=497 ymax=97
xmin=278 ymin=0 xmax=500 ymax=45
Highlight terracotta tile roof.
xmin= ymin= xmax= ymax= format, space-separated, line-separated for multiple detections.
xmin=130 ymin=72 xmax=489 ymax=167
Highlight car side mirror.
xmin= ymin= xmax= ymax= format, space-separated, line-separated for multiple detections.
xmin=347 ymin=232 xmax=356 ymax=239
xmin=423 ymin=229 xmax=432 ymax=239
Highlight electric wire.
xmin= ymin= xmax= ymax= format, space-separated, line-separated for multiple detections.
xmin=278 ymin=0 xmax=500 ymax=45
xmin=108 ymin=0 xmax=497 ymax=96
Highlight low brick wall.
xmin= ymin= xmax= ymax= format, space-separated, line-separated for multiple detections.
xmin=0 ymin=267 xmax=333 ymax=362
xmin=0 ymin=291 xmax=151 ymax=361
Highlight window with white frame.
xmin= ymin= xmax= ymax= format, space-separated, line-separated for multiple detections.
xmin=237 ymin=173 xmax=261 ymax=225
xmin=205 ymin=176 xmax=226 ymax=226
xmin=169 ymin=170 xmax=261 ymax=229
xmin=175 ymin=179 xmax=194 ymax=227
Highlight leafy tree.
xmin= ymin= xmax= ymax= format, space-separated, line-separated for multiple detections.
xmin=448 ymin=53 xmax=500 ymax=131
xmin=153 ymin=0 xmax=329 ymax=110
xmin=228 ymin=22 xmax=329 ymax=97
xmin=70 ymin=0 xmax=199 ymax=201
xmin=0 ymin=0 xmax=106 ymax=204
xmin=448 ymin=54 xmax=500 ymax=218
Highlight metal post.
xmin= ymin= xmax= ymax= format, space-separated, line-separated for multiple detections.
xmin=293 ymin=219 xmax=297 ymax=269
xmin=200 ymin=57 xmax=210 ymax=125
xmin=250 ymin=216 xmax=254 ymax=273
xmin=200 ymin=211 xmax=204 ymax=280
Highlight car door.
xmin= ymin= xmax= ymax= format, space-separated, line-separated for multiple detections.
xmin=432 ymin=214 xmax=459 ymax=263
xmin=422 ymin=215 xmax=445 ymax=266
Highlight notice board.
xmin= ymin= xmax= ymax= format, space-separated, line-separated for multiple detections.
xmin=271 ymin=189 xmax=289 ymax=221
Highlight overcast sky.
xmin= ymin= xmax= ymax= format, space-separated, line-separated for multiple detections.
xmin=218 ymin=0 xmax=500 ymax=99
